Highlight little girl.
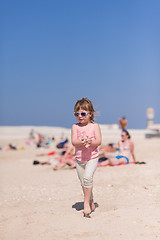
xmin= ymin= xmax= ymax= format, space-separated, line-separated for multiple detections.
xmin=71 ymin=98 xmax=101 ymax=218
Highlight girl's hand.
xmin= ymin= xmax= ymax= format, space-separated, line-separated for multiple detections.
xmin=81 ymin=137 xmax=92 ymax=148
xmin=87 ymin=138 xmax=92 ymax=145
xmin=81 ymin=136 xmax=88 ymax=145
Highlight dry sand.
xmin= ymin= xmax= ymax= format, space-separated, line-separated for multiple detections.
xmin=0 ymin=126 xmax=160 ymax=240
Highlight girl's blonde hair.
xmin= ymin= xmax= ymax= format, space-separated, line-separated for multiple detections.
xmin=74 ymin=98 xmax=95 ymax=122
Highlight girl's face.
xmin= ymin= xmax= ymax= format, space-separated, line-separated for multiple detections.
xmin=74 ymin=108 xmax=91 ymax=125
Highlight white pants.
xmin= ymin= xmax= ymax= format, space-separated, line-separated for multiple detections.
xmin=76 ymin=157 xmax=98 ymax=200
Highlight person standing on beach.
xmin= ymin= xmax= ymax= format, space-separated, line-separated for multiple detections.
xmin=119 ymin=116 xmax=128 ymax=130
xmin=71 ymin=98 xmax=101 ymax=218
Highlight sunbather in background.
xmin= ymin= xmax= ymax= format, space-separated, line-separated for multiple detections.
xmin=53 ymin=144 xmax=76 ymax=170
xmin=99 ymin=143 xmax=119 ymax=155
xmin=26 ymin=129 xmax=54 ymax=148
xmin=33 ymin=144 xmax=76 ymax=170
xmin=2 ymin=143 xmax=24 ymax=151
xmin=99 ymin=129 xmax=136 ymax=166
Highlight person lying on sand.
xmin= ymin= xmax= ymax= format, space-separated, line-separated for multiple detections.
xmin=53 ymin=144 xmax=76 ymax=170
xmin=2 ymin=144 xmax=24 ymax=151
xmin=99 ymin=143 xmax=119 ymax=156
xmin=33 ymin=144 xmax=76 ymax=170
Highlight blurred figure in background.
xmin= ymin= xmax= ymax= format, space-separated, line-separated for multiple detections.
xmin=99 ymin=129 xmax=136 ymax=166
xmin=119 ymin=116 xmax=128 ymax=130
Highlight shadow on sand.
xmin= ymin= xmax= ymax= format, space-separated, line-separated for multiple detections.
xmin=72 ymin=202 xmax=99 ymax=211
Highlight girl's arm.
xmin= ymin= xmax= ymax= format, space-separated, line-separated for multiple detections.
xmin=71 ymin=124 xmax=83 ymax=147
xmin=88 ymin=123 xmax=102 ymax=147
xmin=130 ymin=141 xmax=136 ymax=163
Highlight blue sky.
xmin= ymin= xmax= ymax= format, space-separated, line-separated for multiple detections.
xmin=1 ymin=0 xmax=160 ymax=129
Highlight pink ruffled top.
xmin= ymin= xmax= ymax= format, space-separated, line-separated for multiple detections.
xmin=75 ymin=123 xmax=98 ymax=162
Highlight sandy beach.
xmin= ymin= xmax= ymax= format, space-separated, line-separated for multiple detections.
xmin=0 ymin=126 xmax=160 ymax=240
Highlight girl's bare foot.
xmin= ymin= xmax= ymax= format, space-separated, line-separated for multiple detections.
xmin=84 ymin=203 xmax=91 ymax=215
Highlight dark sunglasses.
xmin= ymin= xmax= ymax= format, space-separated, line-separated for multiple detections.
xmin=74 ymin=111 xmax=90 ymax=117
xmin=121 ymin=134 xmax=126 ymax=137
